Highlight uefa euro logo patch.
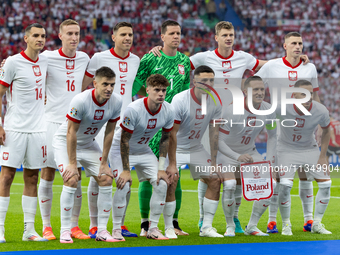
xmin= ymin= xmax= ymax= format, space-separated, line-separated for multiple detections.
xmin=123 ymin=116 xmax=130 ymax=126
xmin=70 ymin=107 xmax=77 ymax=117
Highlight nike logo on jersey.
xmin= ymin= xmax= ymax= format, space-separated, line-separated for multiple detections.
xmin=307 ymin=195 xmax=313 ymax=198
xmin=245 ymin=130 xmax=252 ymax=133
xmin=67 ymin=71 xmax=73 ymax=75
xmin=64 ymin=207 xmax=71 ymax=211
xmin=223 ymin=70 xmax=229 ymax=74
xmin=281 ymin=201 xmax=289 ymax=205
xmin=92 ymin=193 xmax=98 ymax=196
xmin=36 ymin=79 xmax=42 ymax=83
xmin=41 ymin=199 xmax=50 ymax=203
xmin=319 ymin=200 xmax=328 ymax=204
xmin=195 ymin=122 xmax=202 ymax=126
xmin=120 ymin=75 xmax=126 ymax=78
xmin=289 ymin=84 xmax=294 ymax=87
xmin=293 ymin=129 xmax=300 ymax=131
xmin=155 ymin=67 xmax=163 ymax=70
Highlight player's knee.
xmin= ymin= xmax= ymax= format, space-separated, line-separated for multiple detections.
xmin=0 ymin=172 xmax=15 ymax=187
xmin=98 ymin=175 xmax=113 ymax=187
xmin=151 ymin=179 xmax=167 ymax=195
xmin=206 ymin=178 xmax=221 ymax=193
xmin=223 ymin=179 xmax=237 ymax=191
xmin=25 ymin=173 xmax=39 ymax=186
xmin=65 ymin=176 xmax=79 ymax=188
xmin=279 ymin=178 xmax=293 ymax=188
xmin=317 ymin=180 xmax=331 ymax=190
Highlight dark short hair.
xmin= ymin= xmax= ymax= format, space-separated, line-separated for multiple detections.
xmin=146 ymin=74 xmax=170 ymax=88
xmin=284 ymin=32 xmax=301 ymax=40
xmin=113 ymin=22 xmax=133 ymax=34
xmin=25 ymin=23 xmax=44 ymax=35
xmin=244 ymin=76 xmax=263 ymax=88
xmin=95 ymin=66 xmax=116 ymax=80
xmin=194 ymin=65 xmax=215 ymax=76
xmin=294 ymin=79 xmax=312 ymax=87
xmin=161 ymin=20 xmax=180 ymax=34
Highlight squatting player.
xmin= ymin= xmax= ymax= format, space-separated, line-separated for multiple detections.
xmin=166 ymin=65 xmax=223 ymax=238
xmin=132 ymin=20 xmax=191 ymax=236
xmin=39 ymin=19 xmax=90 ymax=241
xmin=53 ymin=67 xmax=122 ymax=243
xmin=110 ymin=74 xmax=174 ymax=240
xmin=0 ymin=23 xmax=48 ymax=242
xmin=82 ymin=21 xmax=140 ymax=238
xmin=275 ymin=80 xmax=331 ymax=235
xmin=217 ymin=76 xmax=276 ymax=237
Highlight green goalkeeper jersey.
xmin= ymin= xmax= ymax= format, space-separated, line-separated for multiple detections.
xmin=132 ymin=50 xmax=191 ymax=157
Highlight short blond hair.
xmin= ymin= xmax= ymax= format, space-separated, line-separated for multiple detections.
xmin=215 ymin=21 xmax=234 ymax=35
xmin=59 ymin=19 xmax=79 ymax=33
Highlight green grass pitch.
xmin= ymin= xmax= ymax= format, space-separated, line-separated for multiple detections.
xmin=1 ymin=169 xmax=340 ymax=252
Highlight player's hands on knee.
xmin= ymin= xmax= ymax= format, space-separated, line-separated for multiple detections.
xmin=317 ymin=155 xmax=329 ymax=173
xmin=149 ymin=46 xmax=163 ymax=57
xmin=237 ymin=154 xmax=253 ymax=163
xmin=63 ymin=164 xmax=79 ymax=183
xmin=166 ymin=165 xmax=179 ymax=184
xmin=116 ymin=170 xmax=132 ymax=189
xmin=157 ymin=170 xmax=169 ymax=185
xmin=0 ymin=127 xmax=6 ymax=145
xmin=300 ymin=54 xmax=310 ymax=65
xmin=98 ymin=163 xmax=113 ymax=179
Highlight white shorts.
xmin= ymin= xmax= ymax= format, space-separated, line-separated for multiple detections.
xmin=0 ymin=131 xmax=47 ymax=169
xmin=110 ymin=145 xmax=158 ymax=183
xmin=217 ymin=147 xmax=264 ymax=172
xmin=53 ymin=137 xmax=103 ymax=178
xmin=46 ymin=121 xmax=61 ymax=168
xmin=277 ymin=149 xmax=330 ymax=180
xmin=165 ymin=147 xmax=212 ymax=180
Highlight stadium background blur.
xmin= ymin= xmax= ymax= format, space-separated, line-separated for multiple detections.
xmin=0 ymin=0 xmax=339 ymax=144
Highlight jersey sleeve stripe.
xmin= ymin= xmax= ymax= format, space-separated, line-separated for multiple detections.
xmin=120 ymin=123 xmax=133 ymax=134
xmin=321 ymin=123 xmax=330 ymax=129
xmin=0 ymin=80 xmax=10 ymax=87
xmin=109 ymin=116 xmax=120 ymax=123
xmin=85 ymin=71 xmax=94 ymax=78
xmin=219 ymin=128 xmax=230 ymax=135
xmin=174 ymin=120 xmax=181 ymax=124
xmin=252 ymin=59 xmax=260 ymax=71
xmin=313 ymin=87 xmax=319 ymax=92
xmin=190 ymin=60 xmax=195 ymax=70
xmin=163 ymin=126 xmax=173 ymax=132
xmin=66 ymin=114 xmax=81 ymax=123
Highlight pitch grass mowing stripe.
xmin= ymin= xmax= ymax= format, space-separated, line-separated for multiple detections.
xmin=1 ymin=171 xmax=339 ymax=252
xmin=1 ymin=240 xmax=340 ymax=255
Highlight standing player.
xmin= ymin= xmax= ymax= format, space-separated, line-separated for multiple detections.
xmin=166 ymin=66 xmax=223 ymax=238
xmin=327 ymin=117 xmax=340 ymax=157
xmin=275 ymin=80 xmax=331 ymax=235
xmin=132 ymin=20 xmax=191 ymax=236
xmin=256 ymin=32 xmax=320 ymax=233
xmin=53 ymin=67 xmax=122 ymax=243
xmin=38 ymin=19 xmax=90 ymax=241
xmin=82 ymin=22 xmax=140 ymax=238
xmin=110 ymin=74 xmax=174 ymax=240
xmin=217 ymin=76 xmax=276 ymax=236
xmin=0 ymin=23 xmax=48 ymax=242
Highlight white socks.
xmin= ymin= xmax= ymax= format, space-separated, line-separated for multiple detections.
xmin=38 ymin=179 xmax=53 ymax=229
xmin=278 ymin=182 xmax=292 ymax=225
xmin=222 ymin=180 xmax=236 ymax=227
xmin=71 ymin=181 xmax=82 ymax=229
xmin=60 ymin=186 xmax=76 ymax=233
xmin=87 ymin=177 xmax=99 ymax=229
xmin=112 ymin=183 xmax=130 ymax=230
xmin=163 ymin=201 xmax=176 ymax=229
xmin=0 ymin=197 xmax=9 ymax=232
xmin=97 ymin=186 xmax=112 ymax=233
xmin=121 ymin=189 xmax=131 ymax=226
xmin=22 ymin=195 xmax=37 ymax=232
xmin=202 ymin=197 xmax=219 ymax=229
xmin=299 ymin=180 xmax=313 ymax=223
xmin=268 ymin=182 xmax=280 ymax=223
xmin=149 ymin=180 xmax=167 ymax=229
xmin=234 ymin=185 xmax=242 ymax=219
xmin=198 ymin=180 xmax=208 ymax=219
xmin=314 ymin=180 xmax=331 ymax=223
xmin=248 ymin=199 xmax=271 ymax=228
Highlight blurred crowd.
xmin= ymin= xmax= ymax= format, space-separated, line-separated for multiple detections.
xmin=0 ymin=0 xmax=339 ymax=121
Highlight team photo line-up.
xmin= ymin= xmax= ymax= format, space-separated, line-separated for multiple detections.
xmin=0 ymin=18 xmax=335 ymax=244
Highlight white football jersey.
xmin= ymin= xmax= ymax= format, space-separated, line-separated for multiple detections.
xmin=276 ymin=101 xmax=330 ymax=151
xmin=172 ymin=88 xmax=222 ymax=151
xmin=113 ymin=97 xmax=174 ymax=154
xmin=42 ymin=49 xmax=90 ymax=123
xmin=219 ymin=101 xmax=276 ymax=153
xmin=85 ymin=48 xmax=140 ymax=123
xmin=256 ymin=57 xmax=319 ymax=103
xmin=0 ymin=51 xmax=47 ymax=132
xmin=55 ymin=89 xmax=122 ymax=147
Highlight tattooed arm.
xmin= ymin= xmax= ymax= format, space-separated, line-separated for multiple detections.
xmin=117 ymin=129 xmax=133 ymax=189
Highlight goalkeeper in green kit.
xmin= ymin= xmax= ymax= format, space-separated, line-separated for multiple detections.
xmin=132 ymin=20 xmax=191 ymax=236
